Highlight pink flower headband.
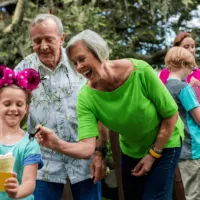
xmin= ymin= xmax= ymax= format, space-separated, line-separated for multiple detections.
xmin=0 ymin=65 xmax=40 ymax=91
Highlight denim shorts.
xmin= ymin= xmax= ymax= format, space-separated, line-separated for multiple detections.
xmin=121 ymin=147 xmax=182 ymax=200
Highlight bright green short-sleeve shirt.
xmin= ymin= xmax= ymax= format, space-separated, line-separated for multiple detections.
xmin=77 ymin=59 xmax=184 ymax=158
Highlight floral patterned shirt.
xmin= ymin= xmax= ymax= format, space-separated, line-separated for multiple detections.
xmin=15 ymin=48 xmax=91 ymax=184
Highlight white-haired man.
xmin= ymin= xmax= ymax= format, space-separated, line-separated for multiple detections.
xmin=15 ymin=13 xmax=107 ymax=200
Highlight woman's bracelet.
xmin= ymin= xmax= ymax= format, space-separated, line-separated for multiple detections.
xmin=153 ymin=146 xmax=163 ymax=154
xmin=149 ymin=148 xmax=162 ymax=159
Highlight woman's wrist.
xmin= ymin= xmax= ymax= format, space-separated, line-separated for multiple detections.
xmin=147 ymin=153 xmax=156 ymax=161
xmin=152 ymin=146 xmax=163 ymax=154
xmin=52 ymin=137 xmax=62 ymax=151
xmin=149 ymin=147 xmax=162 ymax=159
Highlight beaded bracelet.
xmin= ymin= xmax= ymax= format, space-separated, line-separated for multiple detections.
xmin=153 ymin=146 xmax=163 ymax=154
xmin=149 ymin=148 xmax=162 ymax=159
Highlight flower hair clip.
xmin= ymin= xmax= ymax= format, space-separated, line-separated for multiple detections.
xmin=0 ymin=65 xmax=40 ymax=91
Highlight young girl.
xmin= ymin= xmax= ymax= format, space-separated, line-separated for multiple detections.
xmin=0 ymin=65 xmax=43 ymax=200
xmin=165 ymin=47 xmax=200 ymax=200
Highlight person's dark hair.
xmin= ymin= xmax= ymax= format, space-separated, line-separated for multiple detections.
xmin=173 ymin=32 xmax=192 ymax=47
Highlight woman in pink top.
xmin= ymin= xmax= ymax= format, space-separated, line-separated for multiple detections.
xmin=160 ymin=32 xmax=200 ymax=199
xmin=159 ymin=32 xmax=200 ymax=101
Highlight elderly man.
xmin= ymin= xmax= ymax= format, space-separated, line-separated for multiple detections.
xmin=15 ymin=14 xmax=107 ymax=200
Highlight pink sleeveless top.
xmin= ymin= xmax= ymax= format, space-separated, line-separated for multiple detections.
xmin=159 ymin=68 xmax=200 ymax=102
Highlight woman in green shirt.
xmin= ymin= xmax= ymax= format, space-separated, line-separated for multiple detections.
xmin=36 ymin=30 xmax=184 ymax=200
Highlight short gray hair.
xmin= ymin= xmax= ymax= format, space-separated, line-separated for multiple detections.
xmin=66 ymin=30 xmax=109 ymax=62
xmin=30 ymin=13 xmax=63 ymax=36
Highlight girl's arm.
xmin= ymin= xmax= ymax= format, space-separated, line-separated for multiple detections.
xmin=5 ymin=164 xmax=38 ymax=199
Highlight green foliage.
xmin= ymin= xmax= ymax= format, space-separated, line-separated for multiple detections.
xmin=182 ymin=0 xmax=193 ymax=7
xmin=0 ymin=24 xmax=32 ymax=68
xmin=0 ymin=0 xmax=199 ymax=67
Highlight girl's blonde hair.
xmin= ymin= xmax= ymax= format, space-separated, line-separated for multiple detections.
xmin=165 ymin=47 xmax=197 ymax=70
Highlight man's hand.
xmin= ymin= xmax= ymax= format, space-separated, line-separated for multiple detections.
xmin=35 ymin=124 xmax=60 ymax=150
xmin=132 ymin=154 xmax=156 ymax=176
xmin=90 ymin=151 xmax=106 ymax=184
xmin=5 ymin=172 xmax=19 ymax=199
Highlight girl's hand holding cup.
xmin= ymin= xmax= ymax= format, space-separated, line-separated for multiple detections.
xmin=4 ymin=172 xmax=19 ymax=198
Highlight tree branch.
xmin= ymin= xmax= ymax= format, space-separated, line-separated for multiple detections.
xmin=0 ymin=0 xmax=17 ymax=7
xmin=4 ymin=0 xmax=25 ymax=33
xmin=132 ymin=49 xmax=168 ymax=66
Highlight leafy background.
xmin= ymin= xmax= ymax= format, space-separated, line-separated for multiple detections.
xmin=0 ymin=0 xmax=199 ymax=69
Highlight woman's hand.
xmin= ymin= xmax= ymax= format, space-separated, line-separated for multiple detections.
xmin=189 ymin=77 xmax=200 ymax=87
xmin=132 ymin=154 xmax=156 ymax=176
xmin=35 ymin=124 xmax=60 ymax=150
xmin=5 ymin=172 xmax=19 ymax=198
xmin=90 ymin=151 xmax=106 ymax=184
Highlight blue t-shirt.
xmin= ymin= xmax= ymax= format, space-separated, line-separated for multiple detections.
xmin=166 ymin=78 xmax=200 ymax=159
xmin=0 ymin=132 xmax=43 ymax=200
